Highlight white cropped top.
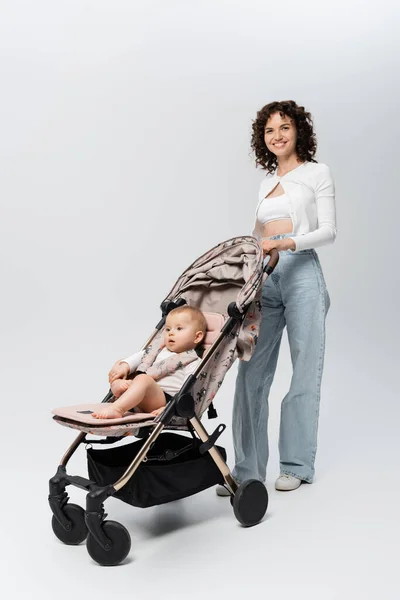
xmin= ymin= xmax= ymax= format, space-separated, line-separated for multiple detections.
xmin=256 ymin=193 xmax=291 ymax=225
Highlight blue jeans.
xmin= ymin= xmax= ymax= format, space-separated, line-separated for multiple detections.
xmin=232 ymin=235 xmax=330 ymax=483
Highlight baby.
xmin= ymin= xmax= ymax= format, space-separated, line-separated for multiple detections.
xmin=92 ymin=306 xmax=207 ymax=419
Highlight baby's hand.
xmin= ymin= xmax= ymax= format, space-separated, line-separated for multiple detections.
xmin=108 ymin=361 xmax=130 ymax=384
xmin=151 ymin=407 xmax=165 ymax=417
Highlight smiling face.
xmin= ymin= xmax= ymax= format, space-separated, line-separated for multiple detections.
xmin=264 ymin=112 xmax=297 ymax=160
xmin=164 ymin=311 xmax=204 ymax=353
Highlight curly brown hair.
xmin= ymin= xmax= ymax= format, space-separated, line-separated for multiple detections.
xmin=251 ymin=100 xmax=317 ymax=173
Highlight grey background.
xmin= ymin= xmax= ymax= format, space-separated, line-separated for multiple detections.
xmin=1 ymin=1 xmax=399 ymax=598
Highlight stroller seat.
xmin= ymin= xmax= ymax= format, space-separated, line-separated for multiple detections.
xmin=51 ymin=312 xmax=226 ymax=436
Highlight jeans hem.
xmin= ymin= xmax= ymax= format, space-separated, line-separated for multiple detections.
xmin=280 ymin=469 xmax=313 ymax=484
xmin=231 ymin=473 xmax=266 ymax=486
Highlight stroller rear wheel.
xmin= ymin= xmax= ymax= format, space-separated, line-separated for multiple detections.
xmin=86 ymin=520 xmax=131 ymax=566
xmin=51 ymin=503 xmax=88 ymax=545
xmin=232 ymin=479 xmax=268 ymax=527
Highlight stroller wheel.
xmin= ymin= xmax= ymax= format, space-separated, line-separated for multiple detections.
xmin=51 ymin=503 xmax=88 ymax=545
xmin=232 ymin=479 xmax=268 ymax=527
xmin=86 ymin=520 xmax=131 ymax=566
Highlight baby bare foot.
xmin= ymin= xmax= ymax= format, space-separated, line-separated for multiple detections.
xmin=110 ymin=379 xmax=131 ymax=398
xmin=92 ymin=406 xmax=126 ymax=419
xmin=151 ymin=407 xmax=165 ymax=417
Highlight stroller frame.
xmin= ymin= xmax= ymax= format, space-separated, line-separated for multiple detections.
xmin=49 ymin=247 xmax=279 ymax=566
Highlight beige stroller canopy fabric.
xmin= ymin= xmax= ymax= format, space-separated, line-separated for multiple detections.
xmin=163 ymin=236 xmax=264 ymax=315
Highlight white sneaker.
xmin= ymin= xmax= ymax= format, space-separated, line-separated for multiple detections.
xmin=215 ymin=484 xmax=231 ymax=497
xmin=275 ymin=474 xmax=302 ymax=491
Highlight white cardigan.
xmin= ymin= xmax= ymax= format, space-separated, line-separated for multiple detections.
xmin=253 ymin=161 xmax=337 ymax=252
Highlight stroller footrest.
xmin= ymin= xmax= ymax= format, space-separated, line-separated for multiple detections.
xmin=66 ymin=475 xmax=96 ymax=491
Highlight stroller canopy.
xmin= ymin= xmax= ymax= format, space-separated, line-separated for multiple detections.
xmin=163 ymin=236 xmax=264 ymax=315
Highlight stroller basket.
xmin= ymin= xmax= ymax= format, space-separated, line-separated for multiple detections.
xmin=87 ymin=432 xmax=227 ymax=508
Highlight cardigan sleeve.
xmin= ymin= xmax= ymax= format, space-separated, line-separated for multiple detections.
xmin=289 ymin=164 xmax=337 ymax=251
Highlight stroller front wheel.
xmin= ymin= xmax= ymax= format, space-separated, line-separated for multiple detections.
xmin=232 ymin=479 xmax=268 ymax=527
xmin=86 ymin=520 xmax=131 ymax=566
xmin=51 ymin=503 xmax=88 ymax=545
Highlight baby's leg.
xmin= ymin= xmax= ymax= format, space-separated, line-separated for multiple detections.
xmin=92 ymin=374 xmax=166 ymax=419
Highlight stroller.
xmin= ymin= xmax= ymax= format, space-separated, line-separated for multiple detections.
xmin=49 ymin=236 xmax=278 ymax=566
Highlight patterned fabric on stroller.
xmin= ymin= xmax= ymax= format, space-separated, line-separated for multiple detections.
xmin=49 ymin=236 xmax=278 ymax=566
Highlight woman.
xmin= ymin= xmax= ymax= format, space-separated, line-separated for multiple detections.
xmin=218 ymin=100 xmax=336 ymax=494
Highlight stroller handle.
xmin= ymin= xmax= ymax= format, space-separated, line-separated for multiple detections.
xmin=263 ymin=249 xmax=279 ymax=275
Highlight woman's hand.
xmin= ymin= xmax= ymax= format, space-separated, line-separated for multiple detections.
xmin=108 ymin=361 xmax=130 ymax=384
xmin=262 ymin=237 xmax=295 ymax=257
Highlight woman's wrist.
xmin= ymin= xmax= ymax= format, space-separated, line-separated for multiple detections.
xmin=282 ymin=238 xmax=296 ymax=251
